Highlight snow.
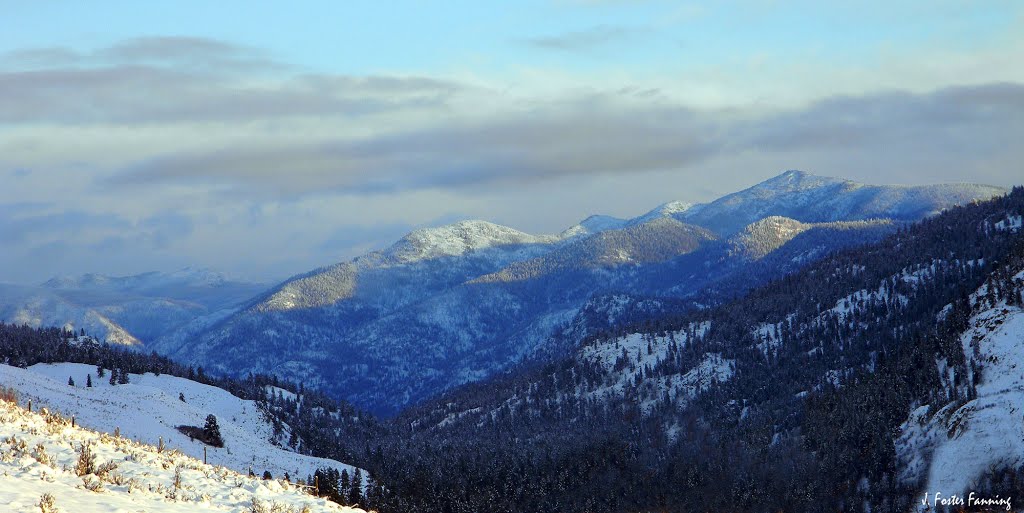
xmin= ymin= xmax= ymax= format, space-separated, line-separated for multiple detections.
xmin=581 ymin=328 xmax=733 ymax=412
xmin=0 ymin=285 xmax=141 ymax=346
xmin=922 ymin=305 xmax=1024 ymax=495
xmin=559 ymin=215 xmax=629 ymax=238
xmin=0 ymin=398 xmax=361 ymax=513
xmin=559 ymin=201 xmax=694 ymax=239
xmin=994 ymin=215 xmax=1022 ymax=232
xmin=44 ymin=267 xmax=234 ymax=291
xmin=1 ymin=268 xmax=262 ymax=346
xmin=0 ymin=363 xmax=359 ymax=481
xmin=632 ymin=201 xmax=694 ymax=225
xmin=897 ymin=271 xmax=1024 ymax=499
xmin=384 ymin=220 xmax=559 ymax=264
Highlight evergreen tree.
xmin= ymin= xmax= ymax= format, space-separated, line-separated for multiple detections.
xmin=86 ymin=374 xmax=92 ymax=387
xmin=96 ymin=365 xmax=104 ymax=378
xmin=67 ymin=376 xmax=75 ymax=386
xmin=339 ymin=469 xmax=350 ymax=502
xmin=349 ymin=468 xmax=363 ymax=506
xmin=204 ymin=414 xmax=224 ymax=447
xmin=118 ymin=368 xmax=129 ymax=384
xmin=109 ymin=368 xmax=117 ymax=386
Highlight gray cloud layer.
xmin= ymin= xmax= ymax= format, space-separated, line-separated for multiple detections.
xmin=104 ymin=82 xmax=1024 ymax=196
xmin=0 ymin=38 xmax=465 ymax=124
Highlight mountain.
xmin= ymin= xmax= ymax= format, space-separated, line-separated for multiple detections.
xmin=0 ymin=268 xmax=265 ymax=345
xmin=345 ymin=187 xmax=1024 ymax=513
xmin=160 ymin=171 xmax=1004 ymax=415
xmin=675 ymin=170 xmax=1005 ymax=235
xmin=0 ymin=283 xmax=143 ymax=345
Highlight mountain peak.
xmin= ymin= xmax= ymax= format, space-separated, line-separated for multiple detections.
xmin=753 ymin=169 xmax=844 ymax=192
xmin=384 ymin=220 xmax=557 ymax=264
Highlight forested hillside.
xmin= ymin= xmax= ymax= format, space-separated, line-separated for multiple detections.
xmin=343 ymin=186 xmax=1024 ymax=513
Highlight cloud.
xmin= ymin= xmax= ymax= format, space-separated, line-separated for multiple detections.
xmin=2 ymin=36 xmax=280 ymax=73
xmin=103 ymin=82 xmax=1024 ymax=198
xmin=108 ymin=99 xmax=719 ymax=196
xmin=3 ymin=34 xmax=1023 ymax=284
xmin=524 ymin=25 xmax=640 ymax=51
xmin=742 ymin=82 xmax=1024 ymax=155
xmin=0 ymin=208 xmax=131 ymax=244
xmin=0 ymin=38 xmax=465 ymax=124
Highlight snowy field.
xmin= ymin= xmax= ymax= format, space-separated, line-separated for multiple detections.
xmin=0 ymin=397 xmax=362 ymax=512
xmin=0 ymin=363 xmax=359 ymax=481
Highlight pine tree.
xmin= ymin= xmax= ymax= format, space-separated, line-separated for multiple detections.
xmin=349 ymin=468 xmax=363 ymax=506
xmin=96 ymin=365 xmax=104 ymax=378
xmin=204 ymin=414 xmax=224 ymax=447
xmin=339 ymin=469 xmax=350 ymax=503
xmin=86 ymin=374 xmax=92 ymax=387
xmin=67 ymin=376 xmax=75 ymax=386
xmin=109 ymin=368 xmax=117 ymax=386
xmin=118 ymin=368 xmax=129 ymax=384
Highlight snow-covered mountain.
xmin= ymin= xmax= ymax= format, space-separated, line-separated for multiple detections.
xmin=0 ymin=284 xmax=143 ymax=345
xmin=675 ymin=170 xmax=1004 ymax=235
xmin=157 ymin=171 xmax=1005 ymax=414
xmin=0 ymin=269 xmax=265 ymax=346
xmin=0 ymin=390 xmax=362 ymax=513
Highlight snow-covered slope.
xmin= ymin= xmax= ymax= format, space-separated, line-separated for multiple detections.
xmin=898 ymin=270 xmax=1024 ymax=498
xmin=251 ymin=220 xmax=561 ymax=313
xmin=0 ymin=362 xmax=358 ymax=481
xmin=473 ymin=217 xmax=716 ymax=283
xmin=381 ymin=220 xmax=559 ymax=265
xmin=0 ymin=396 xmax=361 ymax=513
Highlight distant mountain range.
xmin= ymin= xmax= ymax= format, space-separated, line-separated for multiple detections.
xmin=141 ymin=171 xmax=1003 ymax=415
xmin=0 ymin=267 xmax=264 ymax=346
xmin=0 ymin=171 xmax=1004 ymax=414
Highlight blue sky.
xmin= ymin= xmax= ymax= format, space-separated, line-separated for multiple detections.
xmin=1 ymin=1 xmax=1023 ymax=283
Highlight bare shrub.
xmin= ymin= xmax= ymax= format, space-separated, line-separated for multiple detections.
xmin=82 ymin=475 xmax=104 ymax=492
xmin=31 ymin=443 xmax=53 ymax=466
xmin=75 ymin=443 xmax=96 ymax=476
xmin=95 ymin=460 xmax=118 ymax=479
xmin=37 ymin=493 xmax=56 ymax=513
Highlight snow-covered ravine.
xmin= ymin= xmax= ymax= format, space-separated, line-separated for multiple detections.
xmin=898 ymin=295 xmax=1024 ymax=498
xmin=0 ymin=397 xmax=362 ymax=512
xmin=0 ymin=363 xmax=359 ymax=481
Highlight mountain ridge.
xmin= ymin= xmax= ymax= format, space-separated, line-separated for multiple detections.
xmin=153 ymin=170 xmax=1005 ymax=415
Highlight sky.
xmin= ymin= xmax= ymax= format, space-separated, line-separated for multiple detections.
xmin=1 ymin=0 xmax=1023 ymax=284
